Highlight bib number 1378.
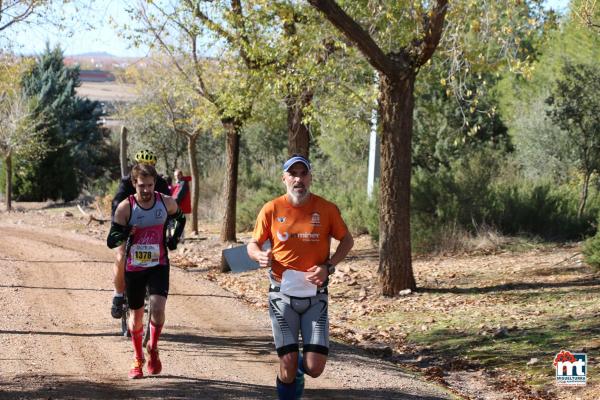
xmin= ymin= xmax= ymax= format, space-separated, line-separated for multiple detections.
xmin=135 ymin=251 xmax=152 ymax=262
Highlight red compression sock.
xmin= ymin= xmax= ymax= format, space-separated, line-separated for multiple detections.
xmin=131 ymin=328 xmax=144 ymax=360
xmin=149 ymin=321 xmax=163 ymax=350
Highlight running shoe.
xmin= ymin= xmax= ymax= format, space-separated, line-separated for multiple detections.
xmin=111 ymin=296 xmax=125 ymax=319
xmin=128 ymin=358 xmax=144 ymax=379
xmin=146 ymin=344 xmax=162 ymax=375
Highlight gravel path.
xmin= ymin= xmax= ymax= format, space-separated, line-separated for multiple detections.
xmin=0 ymin=217 xmax=458 ymax=399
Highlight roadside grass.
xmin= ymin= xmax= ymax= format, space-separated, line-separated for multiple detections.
xmin=327 ymin=237 xmax=599 ymax=396
xmin=410 ymin=315 xmax=596 ymax=387
xmin=358 ymin=265 xmax=600 ymax=389
xmin=498 ymin=236 xmax=558 ymax=253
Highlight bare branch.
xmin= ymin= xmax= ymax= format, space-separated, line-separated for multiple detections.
xmin=189 ymin=33 xmax=215 ymax=103
xmin=141 ymin=3 xmax=210 ymax=100
xmin=146 ymin=1 xmax=218 ymax=103
xmin=186 ymin=0 xmax=261 ymax=69
xmin=574 ymin=0 xmax=600 ymax=31
xmin=77 ymin=204 xmax=108 ymax=225
xmin=0 ymin=0 xmax=37 ymax=31
xmin=185 ymin=0 xmax=235 ymax=43
xmin=414 ymin=0 xmax=449 ymax=67
xmin=307 ymin=0 xmax=401 ymax=75
xmin=229 ymin=0 xmax=255 ymax=68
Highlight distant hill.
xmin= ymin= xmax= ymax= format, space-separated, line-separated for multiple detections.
xmin=70 ymin=51 xmax=117 ymax=58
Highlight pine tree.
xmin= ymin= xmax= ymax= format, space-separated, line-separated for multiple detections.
xmin=13 ymin=44 xmax=107 ymax=201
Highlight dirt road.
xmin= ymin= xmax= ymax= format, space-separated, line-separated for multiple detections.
xmin=0 ymin=217 xmax=457 ymax=400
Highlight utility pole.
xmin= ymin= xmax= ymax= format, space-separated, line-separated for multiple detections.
xmin=367 ymin=73 xmax=380 ymax=199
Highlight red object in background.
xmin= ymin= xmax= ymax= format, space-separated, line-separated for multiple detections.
xmin=171 ymin=176 xmax=192 ymax=214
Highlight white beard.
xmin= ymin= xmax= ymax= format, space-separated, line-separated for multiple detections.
xmin=287 ymin=189 xmax=309 ymax=205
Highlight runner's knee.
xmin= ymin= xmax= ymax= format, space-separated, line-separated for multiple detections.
xmin=279 ymin=352 xmax=299 ymax=381
xmin=128 ymin=309 xmax=145 ymax=331
xmin=306 ymin=363 xmax=325 ymax=378
xmin=304 ymin=352 xmax=327 ymax=378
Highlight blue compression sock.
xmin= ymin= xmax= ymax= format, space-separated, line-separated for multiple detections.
xmin=297 ymin=353 xmax=306 ymax=375
xmin=276 ymin=376 xmax=296 ymax=400
xmin=296 ymin=353 xmax=306 ymax=399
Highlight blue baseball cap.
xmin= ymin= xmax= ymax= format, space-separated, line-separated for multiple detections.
xmin=283 ymin=155 xmax=311 ymax=172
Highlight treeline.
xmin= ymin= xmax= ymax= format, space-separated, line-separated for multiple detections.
xmin=2 ymin=1 xmax=600 ymax=292
xmin=116 ymin=1 xmax=600 ymax=250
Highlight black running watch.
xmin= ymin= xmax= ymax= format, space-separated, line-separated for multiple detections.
xmin=326 ymin=262 xmax=336 ymax=275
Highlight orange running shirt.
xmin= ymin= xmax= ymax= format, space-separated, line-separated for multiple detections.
xmin=252 ymin=194 xmax=348 ymax=281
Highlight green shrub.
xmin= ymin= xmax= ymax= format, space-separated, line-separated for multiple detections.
xmin=490 ymin=181 xmax=596 ymax=240
xmin=236 ymin=164 xmax=282 ymax=232
xmin=84 ymin=172 xmax=119 ymax=198
xmin=583 ymin=229 xmax=600 ymax=270
xmin=237 ymin=184 xmax=282 ymax=232
xmin=412 ymin=148 xmax=500 ymax=229
xmin=315 ymin=182 xmax=380 ymax=241
xmin=412 ymin=146 xmax=598 ymax=242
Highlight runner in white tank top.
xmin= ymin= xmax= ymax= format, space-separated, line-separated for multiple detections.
xmin=107 ymin=163 xmax=186 ymax=379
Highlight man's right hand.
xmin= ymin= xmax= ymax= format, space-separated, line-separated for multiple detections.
xmin=255 ymin=248 xmax=272 ymax=268
xmin=247 ymin=241 xmax=272 ymax=267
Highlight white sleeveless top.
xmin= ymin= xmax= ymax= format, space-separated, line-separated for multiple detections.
xmin=126 ymin=192 xmax=168 ymax=272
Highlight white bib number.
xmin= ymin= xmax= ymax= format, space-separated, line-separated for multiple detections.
xmin=131 ymin=244 xmax=160 ymax=268
xmin=280 ymin=269 xmax=317 ymax=297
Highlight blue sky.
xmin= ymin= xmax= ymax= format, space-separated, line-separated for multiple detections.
xmin=6 ymin=0 xmax=149 ymax=57
xmin=4 ymin=0 xmax=570 ymax=58
xmin=546 ymin=0 xmax=570 ymax=12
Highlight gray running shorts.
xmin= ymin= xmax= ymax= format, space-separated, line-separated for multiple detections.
xmin=268 ymin=290 xmax=329 ymax=357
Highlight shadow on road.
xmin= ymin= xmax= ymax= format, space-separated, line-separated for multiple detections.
xmin=0 ymin=329 xmax=119 ymax=337
xmin=0 ymin=374 xmax=449 ymax=399
xmin=0 ymin=258 xmax=113 ymax=264
xmin=163 ymin=332 xmax=274 ymax=359
xmin=0 ymin=323 xmax=451 ymax=399
xmin=419 ymin=276 xmax=600 ymax=294
xmin=0 ymin=284 xmax=113 ymax=292
xmin=0 ymin=330 xmax=422 ymax=375
xmin=0 ymin=284 xmax=237 ymax=299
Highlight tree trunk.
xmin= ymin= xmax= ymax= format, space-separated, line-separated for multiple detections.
xmin=306 ymin=0 xmax=447 ymax=296
xmin=188 ymin=134 xmax=200 ymax=234
xmin=220 ymin=122 xmax=240 ymax=242
xmin=286 ymin=89 xmax=313 ymax=158
xmin=120 ymin=126 xmax=128 ymax=178
xmin=578 ymin=171 xmax=591 ymax=219
xmin=378 ymin=73 xmax=416 ymax=295
xmin=5 ymin=152 xmax=12 ymax=212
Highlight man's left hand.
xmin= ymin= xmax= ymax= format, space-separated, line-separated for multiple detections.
xmin=306 ymin=264 xmax=328 ymax=287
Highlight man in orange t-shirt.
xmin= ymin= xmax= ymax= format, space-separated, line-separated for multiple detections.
xmin=247 ymin=154 xmax=354 ymax=400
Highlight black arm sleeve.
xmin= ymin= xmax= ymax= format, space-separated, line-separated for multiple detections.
xmin=107 ymin=222 xmax=131 ymax=249
xmin=111 ymin=177 xmax=134 ymax=217
xmin=167 ymin=208 xmax=186 ymax=250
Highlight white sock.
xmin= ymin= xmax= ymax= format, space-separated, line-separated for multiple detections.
xmin=114 ymin=292 xmax=124 ymax=297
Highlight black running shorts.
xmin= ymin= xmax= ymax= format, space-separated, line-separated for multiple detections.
xmin=125 ymin=264 xmax=170 ymax=310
